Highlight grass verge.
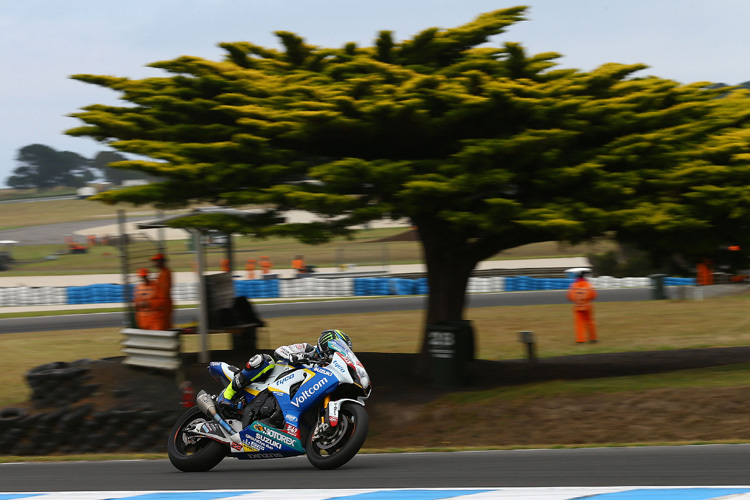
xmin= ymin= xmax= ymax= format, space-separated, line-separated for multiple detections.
xmin=4 ymin=293 xmax=750 ymax=407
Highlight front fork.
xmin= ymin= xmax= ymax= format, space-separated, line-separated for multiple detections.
xmin=313 ymin=395 xmax=365 ymax=440
xmin=313 ymin=395 xmax=333 ymax=440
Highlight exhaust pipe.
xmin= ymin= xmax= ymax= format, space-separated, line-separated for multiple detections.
xmin=196 ymin=390 xmax=236 ymax=435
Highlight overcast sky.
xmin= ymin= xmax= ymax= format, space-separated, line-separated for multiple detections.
xmin=3 ymin=0 xmax=749 ymax=187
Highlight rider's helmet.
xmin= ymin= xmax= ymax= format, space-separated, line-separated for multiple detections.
xmin=317 ymin=329 xmax=353 ymax=356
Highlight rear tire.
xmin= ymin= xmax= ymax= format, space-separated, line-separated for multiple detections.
xmin=167 ymin=407 xmax=227 ymax=472
xmin=306 ymin=402 xmax=368 ymax=470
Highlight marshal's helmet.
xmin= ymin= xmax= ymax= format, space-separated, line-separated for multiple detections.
xmin=317 ymin=329 xmax=353 ymax=355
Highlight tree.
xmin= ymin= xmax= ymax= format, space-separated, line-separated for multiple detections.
xmin=7 ymin=144 xmax=93 ymax=189
xmin=91 ymin=151 xmax=158 ymax=185
xmin=67 ymin=7 xmax=750 ymax=367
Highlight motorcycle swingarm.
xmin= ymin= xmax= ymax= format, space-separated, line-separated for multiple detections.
xmin=185 ymin=421 xmax=237 ymax=444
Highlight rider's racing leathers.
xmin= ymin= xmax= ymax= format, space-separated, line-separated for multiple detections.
xmin=217 ymin=343 xmax=318 ymax=408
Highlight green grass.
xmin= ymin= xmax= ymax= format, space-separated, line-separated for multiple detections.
xmin=0 ymin=196 xmax=618 ymax=275
xmin=4 ymin=292 xmax=750 ymax=407
xmin=0 ymin=198 xmax=131 ymax=231
xmin=0 ymin=187 xmax=77 ymax=202
xmin=5 ymin=224 xmax=613 ymax=275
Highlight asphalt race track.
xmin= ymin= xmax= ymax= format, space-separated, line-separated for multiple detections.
xmin=0 ymin=288 xmax=651 ymax=334
xmin=1 ymin=446 xmax=750 ymax=497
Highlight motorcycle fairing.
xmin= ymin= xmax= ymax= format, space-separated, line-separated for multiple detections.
xmin=232 ymin=420 xmax=304 ymax=457
xmin=263 ymin=364 xmax=337 ymax=416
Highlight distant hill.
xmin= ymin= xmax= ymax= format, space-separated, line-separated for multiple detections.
xmin=705 ymin=81 xmax=750 ymax=90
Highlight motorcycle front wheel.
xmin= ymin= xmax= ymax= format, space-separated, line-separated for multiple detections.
xmin=306 ymin=402 xmax=369 ymax=470
xmin=167 ymin=407 xmax=227 ymax=472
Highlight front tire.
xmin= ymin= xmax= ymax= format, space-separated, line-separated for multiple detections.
xmin=306 ymin=402 xmax=368 ymax=470
xmin=167 ymin=407 xmax=227 ymax=472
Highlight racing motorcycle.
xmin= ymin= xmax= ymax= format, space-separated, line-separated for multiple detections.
xmin=167 ymin=338 xmax=371 ymax=471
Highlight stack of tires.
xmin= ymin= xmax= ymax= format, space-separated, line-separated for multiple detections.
xmin=0 ymin=360 xmax=180 ymax=456
xmin=26 ymin=360 xmax=99 ymax=406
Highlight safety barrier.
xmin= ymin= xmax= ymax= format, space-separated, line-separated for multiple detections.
xmin=0 ymin=286 xmax=67 ymax=306
xmin=67 ymin=283 xmax=129 ymax=304
xmin=0 ymin=275 xmax=698 ymax=307
xmin=120 ymin=328 xmax=181 ymax=371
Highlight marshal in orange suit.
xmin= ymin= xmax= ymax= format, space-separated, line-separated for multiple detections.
xmin=566 ymin=269 xmax=598 ymax=344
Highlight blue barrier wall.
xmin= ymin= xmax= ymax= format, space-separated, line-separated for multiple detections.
xmin=61 ymin=276 xmax=697 ymax=305
xmin=234 ymin=279 xmax=280 ymax=299
xmin=67 ymin=283 xmax=132 ymax=304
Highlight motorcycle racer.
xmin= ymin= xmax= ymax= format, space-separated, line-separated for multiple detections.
xmin=216 ymin=329 xmax=353 ymax=409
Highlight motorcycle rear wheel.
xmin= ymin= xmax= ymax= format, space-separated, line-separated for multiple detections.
xmin=306 ymin=402 xmax=368 ymax=470
xmin=167 ymin=407 xmax=227 ymax=472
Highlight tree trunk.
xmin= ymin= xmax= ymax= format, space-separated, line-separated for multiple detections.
xmin=415 ymin=224 xmax=478 ymax=377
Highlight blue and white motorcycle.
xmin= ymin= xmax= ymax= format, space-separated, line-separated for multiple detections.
xmin=167 ymin=339 xmax=371 ymax=471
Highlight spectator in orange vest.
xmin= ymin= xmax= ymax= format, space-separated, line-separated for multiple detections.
xmin=696 ymin=259 xmax=714 ymax=286
xmin=150 ymin=253 xmax=173 ymax=330
xmin=260 ymin=256 xmax=272 ymax=274
xmin=292 ymin=255 xmax=306 ymax=275
xmin=566 ymin=269 xmax=598 ymax=344
xmin=246 ymin=258 xmax=257 ymax=280
xmin=220 ymin=257 xmax=231 ymax=273
xmin=134 ymin=268 xmax=157 ymax=330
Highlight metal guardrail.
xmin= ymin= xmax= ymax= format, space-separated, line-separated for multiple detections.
xmin=121 ymin=328 xmax=181 ymax=371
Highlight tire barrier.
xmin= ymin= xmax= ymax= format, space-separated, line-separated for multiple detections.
xmin=25 ymin=359 xmax=99 ymax=407
xmin=67 ymin=283 xmax=129 ymax=304
xmin=0 ymin=402 xmax=179 ymax=456
xmin=279 ymin=277 xmax=355 ymax=297
xmin=0 ymin=275 xmax=697 ymax=308
xmin=1 ymin=359 xmax=183 ymax=456
xmin=234 ymin=279 xmax=280 ymax=299
xmin=0 ymin=286 xmax=67 ymax=306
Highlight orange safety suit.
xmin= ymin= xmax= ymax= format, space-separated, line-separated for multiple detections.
xmin=134 ymin=281 xmax=158 ymax=330
xmin=696 ymin=261 xmax=713 ymax=286
xmin=220 ymin=258 xmax=231 ymax=273
xmin=566 ymin=279 xmax=598 ymax=343
xmin=292 ymin=257 xmax=305 ymax=274
xmin=260 ymin=256 xmax=272 ymax=274
xmin=246 ymin=259 xmax=257 ymax=280
xmin=152 ymin=266 xmax=173 ymax=330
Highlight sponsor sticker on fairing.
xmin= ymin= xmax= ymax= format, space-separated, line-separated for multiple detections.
xmin=291 ymin=378 xmax=330 ymax=408
xmin=277 ymin=373 xmax=297 ymax=385
xmin=314 ymin=366 xmax=334 ymax=377
xmin=285 ymin=423 xmax=300 ymax=438
xmin=264 ymin=426 xmax=296 ymax=447
xmin=243 ymin=434 xmax=282 ymax=451
xmin=245 ymin=452 xmax=285 ymax=459
xmin=331 ymin=358 xmax=348 ymax=376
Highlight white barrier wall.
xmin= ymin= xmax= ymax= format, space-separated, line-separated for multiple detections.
xmin=280 ymin=278 xmax=354 ymax=297
xmin=0 ymin=286 xmax=68 ymax=307
xmin=0 ymin=275 xmax=683 ymax=307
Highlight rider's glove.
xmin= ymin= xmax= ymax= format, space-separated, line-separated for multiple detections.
xmin=290 ymin=352 xmax=314 ymax=364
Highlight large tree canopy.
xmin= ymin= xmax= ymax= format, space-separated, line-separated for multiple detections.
xmin=7 ymin=144 xmax=93 ymax=189
xmin=67 ymin=7 xmax=750 ymax=362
